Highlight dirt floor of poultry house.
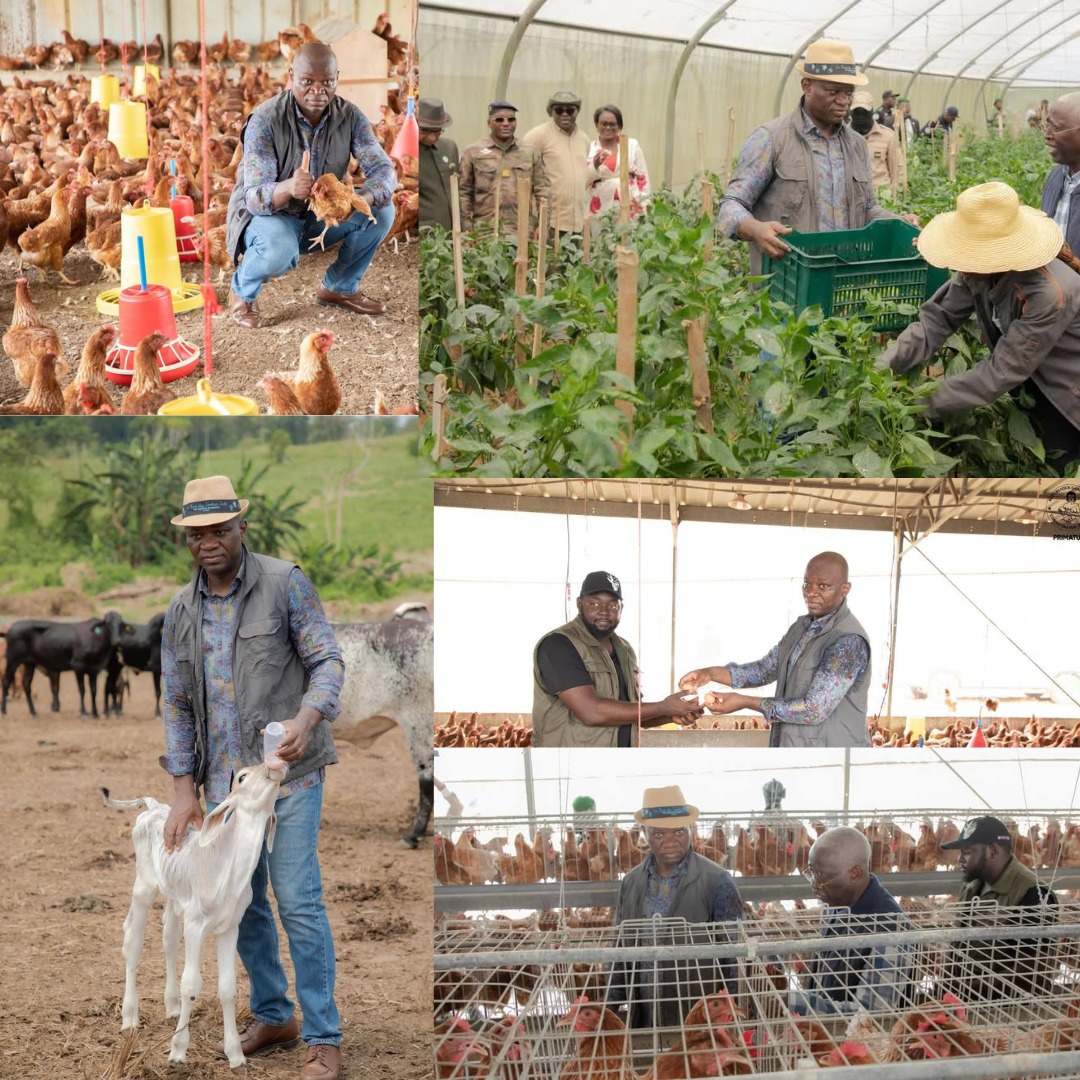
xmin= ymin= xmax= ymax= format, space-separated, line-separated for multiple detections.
xmin=0 ymin=672 xmax=432 ymax=1080
xmin=0 ymin=235 xmax=419 ymax=416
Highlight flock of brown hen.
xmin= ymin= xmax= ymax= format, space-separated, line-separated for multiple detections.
xmin=0 ymin=18 xmax=420 ymax=415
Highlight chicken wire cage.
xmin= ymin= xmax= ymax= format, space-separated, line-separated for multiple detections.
xmin=433 ymin=808 xmax=1080 ymax=889
xmin=434 ymin=903 xmax=1080 ymax=1079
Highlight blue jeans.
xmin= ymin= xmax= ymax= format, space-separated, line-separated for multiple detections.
xmin=207 ymin=783 xmax=341 ymax=1045
xmin=232 ymin=202 xmax=395 ymax=302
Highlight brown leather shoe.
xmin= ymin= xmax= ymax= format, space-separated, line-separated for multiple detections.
xmin=213 ymin=1016 xmax=301 ymax=1058
xmin=300 ymin=1043 xmax=342 ymax=1080
xmin=230 ymin=289 xmax=264 ymax=329
xmin=315 ymin=284 xmax=387 ymax=316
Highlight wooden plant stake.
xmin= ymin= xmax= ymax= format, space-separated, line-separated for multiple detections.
xmin=701 ymin=179 xmax=715 ymax=261
xmin=431 ymin=373 xmax=449 ymax=462
xmin=514 ymin=177 xmax=531 ymax=364
xmin=615 ymin=245 xmax=638 ymax=434
xmin=619 ymin=132 xmax=631 ymax=224
xmin=532 ymin=197 xmax=548 ymax=360
xmin=684 ymin=317 xmax=712 ymax=433
xmin=493 ymin=174 xmax=501 ymax=237
xmin=583 ymin=218 xmax=591 ymax=265
xmin=449 ymin=172 xmax=465 ymax=308
xmin=724 ymin=108 xmax=736 ymax=186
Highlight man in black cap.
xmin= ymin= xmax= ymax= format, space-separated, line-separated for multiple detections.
xmin=522 ymin=90 xmax=591 ymax=239
xmin=921 ymin=106 xmax=959 ymax=139
xmin=419 ymin=98 xmax=459 ymax=232
xmin=874 ymin=89 xmax=897 ymax=129
xmin=939 ymin=815 xmax=1058 ymax=1003
xmin=458 ymin=101 xmax=549 ymax=232
xmin=531 ymin=571 xmax=702 ymax=748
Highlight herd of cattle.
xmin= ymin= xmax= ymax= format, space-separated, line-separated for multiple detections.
xmin=1 ymin=603 xmax=435 ymax=848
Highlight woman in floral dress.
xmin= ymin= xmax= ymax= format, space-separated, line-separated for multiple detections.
xmin=584 ymin=105 xmax=652 ymax=224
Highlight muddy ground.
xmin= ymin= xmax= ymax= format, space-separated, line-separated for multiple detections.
xmin=0 ymin=235 xmax=419 ymax=416
xmin=0 ymin=672 xmax=432 ymax=1080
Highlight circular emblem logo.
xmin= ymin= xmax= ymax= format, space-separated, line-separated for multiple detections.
xmin=1046 ymin=482 xmax=1080 ymax=531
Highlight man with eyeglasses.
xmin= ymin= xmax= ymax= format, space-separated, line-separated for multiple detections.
xmin=226 ymin=42 xmax=396 ymax=328
xmin=679 ymin=552 xmax=871 ymax=748
xmin=532 ymin=571 xmax=702 ymax=748
xmin=458 ymin=101 xmax=549 ymax=233
xmin=939 ymin=816 xmax=1058 ymax=1004
xmin=609 ymin=786 xmax=743 ymax=1030
xmin=792 ymin=826 xmax=912 ymax=1016
xmin=1041 ymin=92 xmax=1080 ymax=256
xmin=717 ymin=38 xmax=916 ymax=278
xmin=521 ymin=90 xmax=591 ymax=240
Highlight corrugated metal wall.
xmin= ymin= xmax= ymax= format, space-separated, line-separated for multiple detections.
xmin=0 ymin=0 xmax=413 ymax=56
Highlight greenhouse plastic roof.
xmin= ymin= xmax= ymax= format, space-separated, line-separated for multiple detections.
xmin=423 ymin=0 xmax=1080 ymax=87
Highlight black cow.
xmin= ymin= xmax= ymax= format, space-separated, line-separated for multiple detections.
xmin=1 ymin=617 xmax=120 ymax=717
xmin=103 ymin=611 xmax=166 ymax=717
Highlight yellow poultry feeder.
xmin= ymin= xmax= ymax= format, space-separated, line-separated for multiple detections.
xmin=158 ymin=379 xmax=259 ymax=416
xmin=90 ymin=74 xmax=120 ymax=108
xmin=106 ymin=100 xmax=149 ymax=160
xmin=96 ymin=206 xmax=203 ymax=315
xmin=132 ymin=63 xmax=160 ymax=98
xmin=904 ymin=715 xmax=927 ymax=742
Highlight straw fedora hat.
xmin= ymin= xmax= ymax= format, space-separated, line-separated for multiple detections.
xmin=916 ymin=181 xmax=1063 ymax=273
xmin=171 ymin=475 xmax=249 ymax=527
xmin=796 ymin=39 xmax=869 ymax=86
xmin=633 ymin=785 xmax=699 ymax=830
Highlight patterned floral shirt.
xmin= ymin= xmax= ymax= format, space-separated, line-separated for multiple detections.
xmin=162 ymin=552 xmax=345 ymax=804
xmin=727 ymin=608 xmax=869 ymax=726
xmin=241 ymin=96 xmax=396 ymax=217
xmin=717 ymin=107 xmax=890 ymax=238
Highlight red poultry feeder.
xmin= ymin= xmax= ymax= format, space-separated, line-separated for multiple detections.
xmin=105 ymin=283 xmax=200 ymax=385
xmin=171 ymin=194 xmax=200 ymax=263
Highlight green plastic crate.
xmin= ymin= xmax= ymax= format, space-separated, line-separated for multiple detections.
xmin=761 ymin=219 xmax=949 ymax=332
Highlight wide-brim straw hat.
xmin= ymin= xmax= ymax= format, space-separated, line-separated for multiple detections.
xmin=796 ymin=39 xmax=869 ymax=86
xmin=171 ymin=475 xmax=249 ymax=527
xmin=917 ymin=181 xmax=1063 ymax=273
xmin=633 ymin=785 xmax=699 ymax=830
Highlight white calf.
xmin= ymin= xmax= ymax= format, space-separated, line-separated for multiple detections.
xmin=102 ymin=763 xmax=285 ymax=1068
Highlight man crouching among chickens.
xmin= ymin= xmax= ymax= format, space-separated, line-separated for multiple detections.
xmin=225 ymin=41 xmax=396 ymax=329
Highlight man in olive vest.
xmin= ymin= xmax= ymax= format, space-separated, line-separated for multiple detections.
xmin=609 ymin=785 xmax=743 ymax=1030
xmin=418 ymin=98 xmax=459 ymax=232
xmin=679 ymin=551 xmax=871 ymax=747
xmin=939 ymin=816 xmax=1058 ymax=1003
xmin=226 ymin=41 xmax=396 ymax=329
xmin=160 ymin=476 xmax=346 ymax=1080
xmin=532 ymin=571 xmax=702 ymax=748
xmin=716 ymin=38 xmax=916 ymax=277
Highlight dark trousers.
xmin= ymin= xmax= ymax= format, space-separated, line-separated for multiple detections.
xmin=1029 ymin=380 xmax=1080 ymax=470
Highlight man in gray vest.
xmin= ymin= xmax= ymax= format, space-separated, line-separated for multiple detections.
xmin=532 ymin=570 xmax=702 ymax=748
xmin=939 ymin=816 xmax=1058 ymax=1004
xmin=160 ymin=476 xmax=346 ymax=1080
xmin=716 ymin=38 xmax=916 ymax=276
xmin=679 ymin=551 xmax=871 ymax=747
xmin=609 ymin=785 xmax=743 ymax=1029
xmin=1041 ymin=91 xmax=1080 ymax=255
xmin=226 ymin=42 xmax=396 ymax=329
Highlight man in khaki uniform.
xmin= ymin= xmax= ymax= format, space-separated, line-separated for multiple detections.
xmin=458 ymin=100 xmax=550 ymax=232
xmin=521 ymin=90 xmax=591 ymax=239
xmin=849 ymin=90 xmax=905 ymax=198
xmin=532 ymin=570 xmax=701 ymax=748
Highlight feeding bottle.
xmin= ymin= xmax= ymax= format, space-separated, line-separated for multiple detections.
xmin=263 ymin=722 xmax=286 ymax=768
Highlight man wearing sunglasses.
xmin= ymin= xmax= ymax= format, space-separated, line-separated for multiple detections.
xmin=939 ymin=816 xmax=1058 ymax=1003
xmin=792 ymin=826 xmax=912 ymax=1016
xmin=609 ymin=786 xmax=743 ymax=1030
xmin=679 ymin=551 xmax=871 ymax=748
xmin=1040 ymin=92 xmax=1080 ymax=257
xmin=522 ymin=91 xmax=591 ymax=241
xmin=532 ymin=571 xmax=703 ymax=748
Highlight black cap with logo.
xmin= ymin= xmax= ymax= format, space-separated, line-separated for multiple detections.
xmin=579 ymin=570 xmax=622 ymax=600
xmin=940 ymin=815 xmax=1012 ymax=849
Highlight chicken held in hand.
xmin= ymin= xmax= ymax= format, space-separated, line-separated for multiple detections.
xmin=308 ymin=171 xmax=376 ymax=250
xmin=4 ymin=277 xmax=64 ymax=387
xmin=0 ymin=349 xmax=64 ymax=414
xmin=120 ymin=332 xmax=177 ymax=415
xmin=63 ymin=325 xmax=117 ymax=414
xmin=270 ymin=330 xmax=340 ymax=415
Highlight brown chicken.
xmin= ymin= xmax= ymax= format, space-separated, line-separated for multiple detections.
xmin=228 ymin=39 xmax=252 ymax=64
xmin=18 ymin=179 xmax=75 ymax=283
xmin=76 ymin=382 xmax=116 ymax=415
xmin=888 ymin=995 xmax=994 ymax=1060
xmin=172 ymin=40 xmax=200 ymax=67
xmin=487 ymin=1016 xmax=530 ymax=1080
xmin=270 ymin=330 xmax=341 ymax=415
xmin=93 ymin=39 xmax=119 ymax=65
xmin=307 ymin=171 xmax=376 ymax=250
xmin=557 ymin=998 xmax=636 ymax=1080
xmin=0 ymin=349 xmax=63 ymax=414
xmin=732 ymin=827 xmax=755 ymax=877
xmin=496 ymin=833 xmax=546 ymax=885
xmin=820 ymin=1040 xmax=878 ymax=1066
xmin=433 ymin=833 xmax=492 ymax=886
xmin=121 ymin=332 xmax=176 ymax=415
xmin=256 ymin=39 xmax=282 ymax=62
xmin=278 ymin=24 xmax=319 ymax=64
xmin=373 ymin=388 xmax=419 ymax=415
xmin=61 ymin=30 xmax=90 ymax=65
xmin=260 ymin=374 xmax=305 ymax=415
xmin=912 ymin=821 xmax=940 ymax=873
xmin=434 ymin=1018 xmax=489 ymax=1080
xmin=614 ymin=826 xmax=647 ymax=872
xmin=63 ymin=325 xmax=118 ymax=414
xmin=789 ymin=1018 xmax=838 ymax=1062
xmin=936 ymin=818 xmax=961 ymax=865
xmin=4 ymin=277 xmax=64 ymax=386
xmin=207 ymin=33 xmax=231 ymax=65
xmin=382 ymin=188 xmax=419 ymax=253
xmin=372 ymin=13 xmax=409 ymax=68
xmin=641 ymin=1034 xmax=752 ymax=1080
xmin=890 ymin=823 xmax=918 ymax=872
xmin=86 ymin=218 xmax=123 ymax=280
xmin=22 ymin=44 xmax=49 ymax=69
